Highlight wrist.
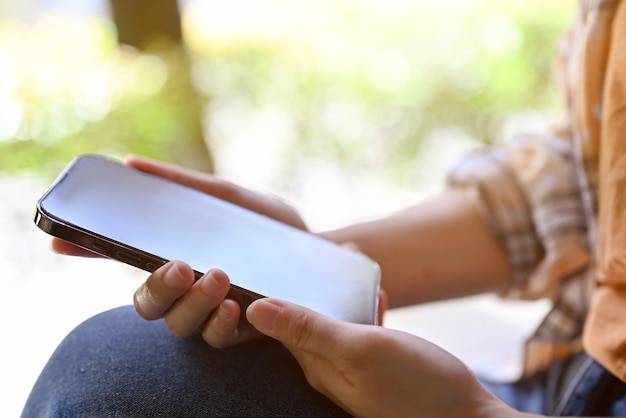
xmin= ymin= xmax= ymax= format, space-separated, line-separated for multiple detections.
xmin=473 ymin=399 xmax=541 ymax=418
xmin=461 ymin=386 xmax=538 ymax=418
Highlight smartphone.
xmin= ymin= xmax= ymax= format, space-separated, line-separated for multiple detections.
xmin=34 ymin=154 xmax=381 ymax=324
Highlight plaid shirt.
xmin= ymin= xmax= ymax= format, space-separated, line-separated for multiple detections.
xmin=447 ymin=0 xmax=623 ymax=379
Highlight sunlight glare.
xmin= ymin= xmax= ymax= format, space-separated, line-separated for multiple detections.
xmin=477 ymin=11 xmax=523 ymax=55
xmin=124 ymin=54 xmax=168 ymax=99
xmin=0 ymin=99 xmax=22 ymax=142
xmin=74 ymin=67 xmax=113 ymax=122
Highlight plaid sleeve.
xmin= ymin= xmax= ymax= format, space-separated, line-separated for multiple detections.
xmin=446 ymin=133 xmax=589 ymax=299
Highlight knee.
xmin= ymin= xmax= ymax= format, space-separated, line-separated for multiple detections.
xmin=58 ymin=305 xmax=170 ymax=353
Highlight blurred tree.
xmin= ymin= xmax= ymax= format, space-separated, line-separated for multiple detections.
xmin=0 ymin=0 xmax=573 ymax=183
xmin=109 ymin=0 xmax=213 ymax=172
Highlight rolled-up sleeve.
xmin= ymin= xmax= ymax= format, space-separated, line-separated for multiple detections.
xmin=447 ymin=133 xmax=590 ymax=299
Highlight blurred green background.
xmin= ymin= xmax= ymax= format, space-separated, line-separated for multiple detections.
xmin=0 ymin=0 xmax=575 ymax=187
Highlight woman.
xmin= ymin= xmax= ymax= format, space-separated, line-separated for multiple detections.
xmin=22 ymin=0 xmax=626 ymax=416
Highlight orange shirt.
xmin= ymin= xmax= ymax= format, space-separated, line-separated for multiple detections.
xmin=448 ymin=0 xmax=626 ymax=380
xmin=584 ymin=0 xmax=626 ymax=382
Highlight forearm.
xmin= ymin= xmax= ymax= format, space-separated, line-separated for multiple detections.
xmin=318 ymin=189 xmax=512 ymax=308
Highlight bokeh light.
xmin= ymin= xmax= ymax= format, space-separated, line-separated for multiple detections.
xmin=0 ymin=0 xmax=576 ymax=189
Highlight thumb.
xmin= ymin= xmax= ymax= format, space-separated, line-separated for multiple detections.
xmin=246 ymin=299 xmax=341 ymax=355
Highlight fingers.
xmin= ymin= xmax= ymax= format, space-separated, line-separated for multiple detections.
xmin=201 ymin=299 xmax=241 ymax=347
xmin=134 ymin=261 xmax=196 ymax=320
xmin=164 ymin=268 xmax=232 ymax=338
xmin=201 ymin=299 xmax=261 ymax=348
xmin=134 ymin=261 xmax=250 ymax=346
xmin=124 ymin=155 xmax=237 ymax=201
xmin=135 ymin=262 xmax=231 ymax=334
xmin=246 ymin=299 xmax=348 ymax=355
xmin=50 ymin=238 xmax=101 ymax=257
xmin=125 ymin=155 xmax=307 ymax=230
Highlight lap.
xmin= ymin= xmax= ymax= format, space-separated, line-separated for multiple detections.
xmin=21 ymin=305 xmax=349 ymax=418
xmin=23 ymin=305 xmax=626 ymax=417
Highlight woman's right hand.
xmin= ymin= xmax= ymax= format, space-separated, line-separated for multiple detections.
xmin=246 ymin=298 xmax=513 ymax=418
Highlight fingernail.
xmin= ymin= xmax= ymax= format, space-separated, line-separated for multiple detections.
xmin=163 ymin=262 xmax=184 ymax=288
xmin=201 ymin=269 xmax=228 ymax=295
xmin=247 ymin=299 xmax=280 ymax=333
xmin=217 ymin=304 xmax=232 ymax=322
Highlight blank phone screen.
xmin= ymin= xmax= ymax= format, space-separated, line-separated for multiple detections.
xmin=37 ymin=155 xmax=380 ymax=324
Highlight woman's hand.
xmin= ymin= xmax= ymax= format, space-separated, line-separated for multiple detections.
xmin=246 ymin=299 xmax=516 ymax=418
xmin=133 ymin=262 xmax=386 ymax=349
xmin=51 ymin=155 xmax=309 ymax=348
xmin=134 ymin=261 xmax=261 ymax=347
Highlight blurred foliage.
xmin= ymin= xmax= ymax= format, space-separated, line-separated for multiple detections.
xmin=0 ymin=0 xmax=575 ymax=184
xmin=0 ymin=15 xmax=206 ymax=177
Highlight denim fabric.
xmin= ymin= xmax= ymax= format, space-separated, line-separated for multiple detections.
xmin=21 ymin=305 xmax=349 ymax=418
xmin=480 ymin=375 xmax=546 ymax=414
xmin=551 ymin=354 xmax=626 ymax=416
xmin=481 ymin=350 xmax=626 ymax=416
xmin=21 ymin=305 xmax=626 ymax=417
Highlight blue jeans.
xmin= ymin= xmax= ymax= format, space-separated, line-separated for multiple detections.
xmin=21 ymin=306 xmax=349 ymax=417
xmin=22 ymin=306 xmax=626 ymax=417
xmin=482 ymin=348 xmax=626 ymax=416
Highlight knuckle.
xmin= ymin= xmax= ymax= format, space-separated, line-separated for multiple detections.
xmin=164 ymin=316 xmax=191 ymax=339
xmin=204 ymin=334 xmax=231 ymax=349
xmin=133 ymin=298 xmax=150 ymax=320
xmin=205 ymin=337 xmax=227 ymax=349
xmin=145 ymin=291 xmax=168 ymax=316
xmin=134 ymin=285 xmax=163 ymax=320
xmin=196 ymin=273 xmax=230 ymax=308
xmin=336 ymin=331 xmax=380 ymax=368
xmin=133 ymin=288 xmax=148 ymax=319
xmin=203 ymin=326 xmax=238 ymax=349
xmin=202 ymin=311 xmax=240 ymax=348
xmin=287 ymin=311 xmax=316 ymax=349
xmin=185 ymin=292 xmax=211 ymax=315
